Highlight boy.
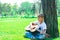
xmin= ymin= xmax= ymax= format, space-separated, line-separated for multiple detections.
xmin=25 ymin=14 xmax=47 ymax=40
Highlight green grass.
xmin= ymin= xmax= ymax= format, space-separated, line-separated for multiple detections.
xmin=0 ymin=17 xmax=59 ymax=40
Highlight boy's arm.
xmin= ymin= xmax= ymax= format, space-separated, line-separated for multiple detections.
xmin=41 ymin=23 xmax=47 ymax=34
xmin=37 ymin=28 xmax=46 ymax=34
xmin=37 ymin=23 xmax=47 ymax=34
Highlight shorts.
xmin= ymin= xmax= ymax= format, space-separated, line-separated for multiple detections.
xmin=25 ymin=31 xmax=45 ymax=39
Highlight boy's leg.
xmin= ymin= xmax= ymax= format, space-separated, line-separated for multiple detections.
xmin=35 ymin=33 xmax=45 ymax=40
xmin=25 ymin=32 xmax=35 ymax=39
xmin=31 ymin=38 xmax=41 ymax=40
xmin=30 ymin=39 xmax=36 ymax=40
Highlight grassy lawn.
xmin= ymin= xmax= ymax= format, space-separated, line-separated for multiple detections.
xmin=0 ymin=17 xmax=59 ymax=40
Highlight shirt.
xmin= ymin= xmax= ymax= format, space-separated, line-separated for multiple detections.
xmin=34 ymin=21 xmax=47 ymax=31
xmin=25 ymin=21 xmax=47 ymax=34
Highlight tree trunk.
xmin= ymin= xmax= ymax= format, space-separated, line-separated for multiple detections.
xmin=41 ymin=0 xmax=59 ymax=38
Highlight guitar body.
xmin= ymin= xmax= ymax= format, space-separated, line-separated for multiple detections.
xmin=30 ymin=25 xmax=38 ymax=32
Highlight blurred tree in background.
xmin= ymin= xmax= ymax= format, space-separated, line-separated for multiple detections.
xmin=0 ymin=0 xmax=60 ymax=18
xmin=0 ymin=2 xmax=36 ymax=18
xmin=57 ymin=0 xmax=60 ymax=16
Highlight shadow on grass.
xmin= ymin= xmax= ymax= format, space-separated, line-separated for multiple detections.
xmin=45 ymin=36 xmax=60 ymax=40
xmin=24 ymin=35 xmax=53 ymax=40
xmin=45 ymin=38 xmax=53 ymax=40
xmin=23 ymin=34 xmax=60 ymax=40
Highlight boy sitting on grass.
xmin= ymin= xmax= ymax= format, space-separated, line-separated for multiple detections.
xmin=25 ymin=14 xmax=47 ymax=40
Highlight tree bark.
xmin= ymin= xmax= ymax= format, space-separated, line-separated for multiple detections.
xmin=41 ymin=0 xmax=59 ymax=38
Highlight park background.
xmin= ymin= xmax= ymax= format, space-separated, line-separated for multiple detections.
xmin=0 ymin=0 xmax=60 ymax=40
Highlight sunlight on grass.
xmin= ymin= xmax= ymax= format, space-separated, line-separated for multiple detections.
xmin=0 ymin=17 xmax=59 ymax=40
xmin=0 ymin=18 xmax=36 ymax=40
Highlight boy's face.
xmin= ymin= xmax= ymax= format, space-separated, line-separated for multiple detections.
xmin=38 ymin=17 xmax=44 ymax=23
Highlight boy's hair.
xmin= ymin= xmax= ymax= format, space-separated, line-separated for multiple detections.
xmin=37 ymin=14 xmax=44 ymax=18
